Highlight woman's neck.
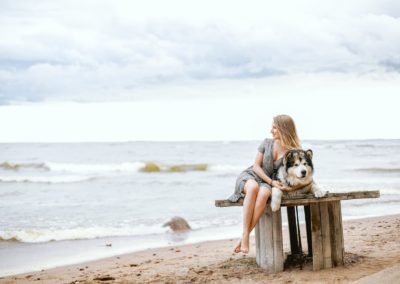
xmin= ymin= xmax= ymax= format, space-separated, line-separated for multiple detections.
xmin=274 ymin=139 xmax=287 ymax=151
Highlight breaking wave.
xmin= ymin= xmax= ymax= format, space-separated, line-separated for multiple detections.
xmin=0 ymin=161 xmax=242 ymax=174
xmin=0 ymin=218 xmax=240 ymax=243
xmin=0 ymin=162 xmax=49 ymax=171
xmin=354 ymin=168 xmax=400 ymax=174
xmin=0 ymin=225 xmax=168 ymax=243
xmin=46 ymin=162 xmax=145 ymax=173
xmin=0 ymin=176 xmax=96 ymax=184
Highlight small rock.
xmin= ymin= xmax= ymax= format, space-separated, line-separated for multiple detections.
xmin=130 ymin=264 xmax=138 ymax=267
xmin=94 ymin=275 xmax=115 ymax=281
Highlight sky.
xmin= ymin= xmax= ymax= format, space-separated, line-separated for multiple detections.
xmin=0 ymin=0 xmax=399 ymax=142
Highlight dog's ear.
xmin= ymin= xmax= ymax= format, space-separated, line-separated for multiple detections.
xmin=283 ymin=150 xmax=293 ymax=165
xmin=284 ymin=151 xmax=293 ymax=160
xmin=305 ymin=149 xmax=313 ymax=160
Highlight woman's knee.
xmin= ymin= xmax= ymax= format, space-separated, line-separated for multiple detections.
xmin=244 ymin=180 xmax=259 ymax=195
xmin=258 ymin=188 xmax=271 ymax=200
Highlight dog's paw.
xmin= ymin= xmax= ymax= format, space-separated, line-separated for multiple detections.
xmin=314 ymin=190 xmax=326 ymax=198
xmin=270 ymin=187 xmax=283 ymax=212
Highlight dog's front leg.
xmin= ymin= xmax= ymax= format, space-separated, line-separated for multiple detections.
xmin=311 ymin=182 xmax=326 ymax=198
xmin=270 ymin=187 xmax=283 ymax=212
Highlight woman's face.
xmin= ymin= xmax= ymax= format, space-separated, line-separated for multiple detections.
xmin=270 ymin=123 xmax=281 ymax=140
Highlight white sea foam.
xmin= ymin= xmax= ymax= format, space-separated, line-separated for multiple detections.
xmin=208 ymin=164 xmax=244 ymax=172
xmin=45 ymin=162 xmax=145 ymax=173
xmin=0 ymin=175 xmax=95 ymax=184
xmin=0 ymin=225 xmax=169 ymax=243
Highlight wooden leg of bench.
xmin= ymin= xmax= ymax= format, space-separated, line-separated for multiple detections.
xmin=320 ymin=202 xmax=333 ymax=268
xmin=255 ymin=220 xmax=261 ymax=265
xmin=311 ymin=203 xmax=324 ymax=271
xmin=287 ymin=206 xmax=300 ymax=255
xmin=304 ymin=205 xmax=313 ymax=257
xmin=273 ymin=208 xmax=284 ymax=272
xmin=255 ymin=206 xmax=284 ymax=272
xmin=311 ymin=201 xmax=344 ymax=270
xmin=328 ymin=201 xmax=344 ymax=266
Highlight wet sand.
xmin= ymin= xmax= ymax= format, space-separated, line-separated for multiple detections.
xmin=1 ymin=214 xmax=399 ymax=284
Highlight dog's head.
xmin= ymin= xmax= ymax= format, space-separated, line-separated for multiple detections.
xmin=284 ymin=149 xmax=314 ymax=179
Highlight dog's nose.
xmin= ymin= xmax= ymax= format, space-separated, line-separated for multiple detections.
xmin=301 ymin=170 xmax=307 ymax=177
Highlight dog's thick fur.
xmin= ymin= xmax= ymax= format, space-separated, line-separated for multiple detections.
xmin=270 ymin=149 xmax=326 ymax=212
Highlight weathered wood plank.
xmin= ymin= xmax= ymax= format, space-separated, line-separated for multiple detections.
xmin=272 ymin=209 xmax=284 ymax=272
xmin=304 ymin=205 xmax=313 ymax=256
xmin=215 ymin=190 xmax=380 ymax=207
xmin=255 ymin=222 xmax=261 ymax=265
xmin=264 ymin=206 xmax=275 ymax=272
xmin=287 ymin=207 xmax=300 ymax=255
xmin=328 ymin=201 xmax=344 ymax=266
xmin=311 ymin=203 xmax=324 ymax=271
xmin=256 ymin=208 xmax=273 ymax=269
xmin=320 ymin=202 xmax=333 ymax=268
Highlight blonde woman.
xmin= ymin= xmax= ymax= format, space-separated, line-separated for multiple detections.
xmin=228 ymin=114 xmax=303 ymax=254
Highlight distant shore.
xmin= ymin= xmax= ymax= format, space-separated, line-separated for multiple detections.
xmin=1 ymin=214 xmax=399 ymax=283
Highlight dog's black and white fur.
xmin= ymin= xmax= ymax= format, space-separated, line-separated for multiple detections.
xmin=270 ymin=149 xmax=326 ymax=212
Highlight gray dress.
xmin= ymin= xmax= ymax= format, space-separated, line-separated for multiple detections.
xmin=228 ymin=138 xmax=279 ymax=202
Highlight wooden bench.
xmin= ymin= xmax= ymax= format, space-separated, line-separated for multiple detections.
xmin=215 ymin=190 xmax=380 ymax=272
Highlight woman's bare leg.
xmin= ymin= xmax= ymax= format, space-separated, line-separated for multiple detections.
xmin=240 ymin=180 xmax=259 ymax=253
xmin=248 ymin=187 xmax=271 ymax=232
xmin=234 ymin=186 xmax=271 ymax=253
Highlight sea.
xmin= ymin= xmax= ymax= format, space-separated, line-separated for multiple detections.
xmin=1 ymin=139 xmax=400 ymax=277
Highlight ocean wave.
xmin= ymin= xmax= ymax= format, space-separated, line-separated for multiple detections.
xmin=354 ymin=168 xmax=400 ymax=174
xmin=0 ymin=225 xmax=169 ymax=243
xmin=0 ymin=219 xmax=241 ymax=243
xmin=0 ymin=175 xmax=95 ymax=184
xmin=140 ymin=163 xmax=243 ymax=173
xmin=0 ymin=162 xmax=49 ymax=171
xmin=0 ymin=161 xmax=243 ymax=174
xmin=46 ymin=162 xmax=145 ymax=173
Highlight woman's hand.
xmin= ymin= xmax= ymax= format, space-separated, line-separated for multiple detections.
xmin=271 ymin=180 xmax=284 ymax=190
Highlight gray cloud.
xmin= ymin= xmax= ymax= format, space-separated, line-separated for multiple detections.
xmin=1 ymin=1 xmax=400 ymax=104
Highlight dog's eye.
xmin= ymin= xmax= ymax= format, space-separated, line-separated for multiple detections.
xmin=303 ymin=162 xmax=307 ymax=165
xmin=294 ymin=163 xmax=299 ymax=166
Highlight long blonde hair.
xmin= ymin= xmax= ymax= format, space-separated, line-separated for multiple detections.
xmin=273 ymin=114 xmax=301 ymax=150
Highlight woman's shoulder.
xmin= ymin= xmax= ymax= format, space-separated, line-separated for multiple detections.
xmin=257 ymin=137 xmax=273 ymax=154
xmin=261 ymin=137 xmax=273 ymax=145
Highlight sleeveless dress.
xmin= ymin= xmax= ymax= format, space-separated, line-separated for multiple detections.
xmin=228 ymin=138 xmax=282 ymax=202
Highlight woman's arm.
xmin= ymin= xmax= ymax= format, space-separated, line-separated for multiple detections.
xmin=252 ymin=152 xmax=284 ymax=189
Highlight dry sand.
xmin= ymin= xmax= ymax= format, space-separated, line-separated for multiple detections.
xmin=1 ymin=214 xmax=399 ymax=284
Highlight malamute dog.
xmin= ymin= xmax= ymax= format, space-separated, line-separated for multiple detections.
xmin=270 ymin=149 xmax=326 ymax=212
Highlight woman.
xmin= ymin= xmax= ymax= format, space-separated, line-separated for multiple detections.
xmin=228 ymin=114 xmax=302 ymax=254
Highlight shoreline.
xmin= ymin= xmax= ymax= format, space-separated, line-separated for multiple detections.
xmin=1 ymin=214 xmax=399 ymax=283
xmin=0 ymin=212 xmax=396 ymax=278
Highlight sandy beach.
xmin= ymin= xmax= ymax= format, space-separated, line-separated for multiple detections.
xmin=1 ymin=214 xmax=399 ymax=284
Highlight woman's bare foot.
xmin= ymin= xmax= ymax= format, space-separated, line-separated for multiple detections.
xmin=241 ymin=233 xmax=249 ymax=254
xmin=233 ymin=239 xmax=242 ymax=253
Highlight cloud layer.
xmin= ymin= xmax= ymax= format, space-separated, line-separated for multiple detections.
xmin=1 ymin=0 xmax=400 ymax=103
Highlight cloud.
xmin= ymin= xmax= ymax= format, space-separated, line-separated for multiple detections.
xmin=0 ymin=0 xmax=400 ymax=103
